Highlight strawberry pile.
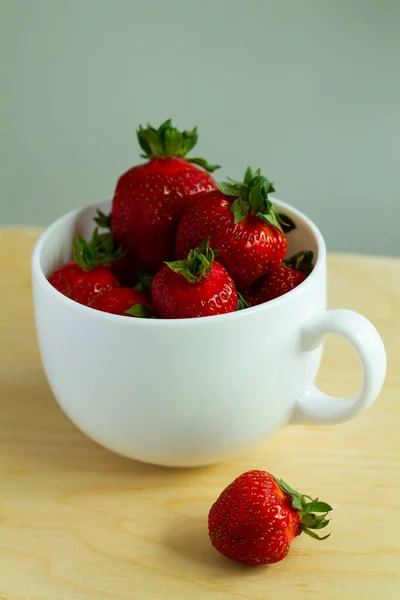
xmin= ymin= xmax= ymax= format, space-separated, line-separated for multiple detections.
xmin=48 ymin=119 xmax=314 ymax=318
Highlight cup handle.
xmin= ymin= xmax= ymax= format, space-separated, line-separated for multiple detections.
xmin=290 ymin=309 xmax=386 ymax=425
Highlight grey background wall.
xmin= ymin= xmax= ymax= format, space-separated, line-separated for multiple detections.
xmin=1 ymin=0 xmax=399 ymax=255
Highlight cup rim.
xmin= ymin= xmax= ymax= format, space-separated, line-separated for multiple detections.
xmin=32 ymin=196 xmax=326 ymax=327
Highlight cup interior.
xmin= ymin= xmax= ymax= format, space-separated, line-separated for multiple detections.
xmin=36 ymin=197 xmax=323 ymax=281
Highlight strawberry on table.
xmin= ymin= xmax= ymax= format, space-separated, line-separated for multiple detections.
xmin=112 ymin=119 xmax=219 ymax=272
xmin=48 ymin=228 xmax=122 ymax=306
xmin=176 ymin=168 xmax=288 ymax=289
xmin=208 ymin=470 xmax=332 ymax=565
xmin=151 ymin=239 xmax=237 ymax=319
xmin=243 ymin=250 xmax=314 ymax=306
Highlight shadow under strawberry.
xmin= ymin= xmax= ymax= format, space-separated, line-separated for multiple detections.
xmin=162 ymin=515 xmax=256 ymax=573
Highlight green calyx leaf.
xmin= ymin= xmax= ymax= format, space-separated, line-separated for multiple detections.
xmin=165 ymin=238 xmax=215 ymax=283
xmin=231 ymin=197 xmax=250 ymax=224
xmin=304 ymin=500 xmax=332 ymax=513
xmin=274 ymin=477 xmax=333 ymax=541
xmin=137 ymin=119 xmax=219 ymax=172
xmin=125 ymin=304 xmax=158 ymax=318
xmin=302 ymin=528 xmax=331 ymax=541
xmin=216 ymin=180 xmax=245 ymax=197
xmin=247 ymin=171 xmax=275 ymax=210
xmin=133 ymin=269 xmax=154 ymax=291
xmin=217 ymin=167 xmax=282 ymax=230
xmin=278 ymin=213 xmax=296 ymax=234
xmin=256 ymin=208 xmax=282 ymax=231
xmin=243 ymin=166 xmax=254 ymax=185
xmin=283 ymin=250 xmax=314 ymax=275
xmin=237 ymin=291 xmax=249 ymax=311
xmin=187 ymin=157 xmax=220 ymax=173
xmin=137 ymin=119 xmax=197 ymax=158
xmin=94 ymin=209 xmax=112 ymax=231
xmin=73 ymin=228 xmax=125 ymax=271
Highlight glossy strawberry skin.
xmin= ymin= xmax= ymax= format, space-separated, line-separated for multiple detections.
xmin=151 ymin=261 xmax=237 ymax=319
xmin=48 ymin=262 xmax=120 ymax=306
xmin=208 ymin=470 xmax=302 ymax=565
xmin=48 ymin=262 xmax=81 ymax=297
xmin=111 ymin=157 xmax=216 ymax=272
xmin=243 ymin=267 xmax=307 ymax=306
xmin=176 ymin=191 xmax=288 ymax=289
xmin=90 ymin=287 xmax=150 ymax=316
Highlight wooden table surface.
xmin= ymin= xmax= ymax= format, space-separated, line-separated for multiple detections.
xmin=1 ymin=229 xmax=399 ymax=600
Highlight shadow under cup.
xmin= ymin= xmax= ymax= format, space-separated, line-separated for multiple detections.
xmin=33 ymin=197 xmax=327 ymax=467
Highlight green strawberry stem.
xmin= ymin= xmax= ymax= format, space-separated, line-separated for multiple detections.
xmin=137 ymin=119 xmax=220 ymax=172
xmin=275 ymin=477 xmax=333 ymax=540
xmin=165 ymin=238 xmax=215 ymax=283
xmin=284 ymin=250 xmax=314 ymax=275
xmin=217 ymin=167 xmax=285 ymax=231
xmin=73 ymin=228 xmax=125 ymax=271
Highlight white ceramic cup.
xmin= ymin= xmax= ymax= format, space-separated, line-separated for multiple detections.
xmin=32 ymin=198 xmax=387 ymax=467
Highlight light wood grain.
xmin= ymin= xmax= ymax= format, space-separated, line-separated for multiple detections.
xmin=1 ymin=229 xmax=399 ymax=600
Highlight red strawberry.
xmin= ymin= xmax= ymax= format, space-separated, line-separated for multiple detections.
xmin=90 ymin=287 xmax=151 ymax=316
xmin=48 ymin=262 xmax=82 ymax=297
xmin=111 ymin=119 xmax=219 ymax=272
xmin=243 ymin=250 xmax=314 ymax=306
xmin=108 ymin=250 xmax=139 ymax=287
xmin=48 ymin=229 xmax=122 ymax=306
xmin=176 ymin=168 xmax=288 ymax=289
xmin=151 ymin=239 xmax=237 ymax=319
xmin=208 ymin=470 xmax=332 ymax=565
xmin=49 ymin=263 xmax=119 ymax=306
